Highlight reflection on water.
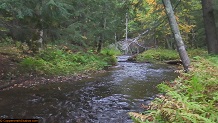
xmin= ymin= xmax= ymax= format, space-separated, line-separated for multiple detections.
xmin=0 ymin=56 xmax=178 ymax=123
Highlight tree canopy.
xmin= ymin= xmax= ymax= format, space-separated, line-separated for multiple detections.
xmin=0 ymin=0 xmax=217 ymax=54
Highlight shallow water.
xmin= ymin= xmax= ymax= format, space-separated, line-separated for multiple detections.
xmin=0 ymin=56 xmax=178 ymax=123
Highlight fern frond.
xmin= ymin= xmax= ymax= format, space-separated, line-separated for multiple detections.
xmin=181 ymin=112 xmax=214 ymax=123
xmin=128 ymin=112 xmax=153 ymax=122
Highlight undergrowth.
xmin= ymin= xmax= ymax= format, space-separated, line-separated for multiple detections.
xmin=136 ymin=48 xmax=207 ymax=62
xmin=19 ymin=47 xmax=117 ymax=76
xmin=129 ymin=55 xmax=218 ymax=123
xmin=136 ymin=48 xmax=179 ymax=62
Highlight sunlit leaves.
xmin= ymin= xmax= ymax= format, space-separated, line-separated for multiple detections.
xmin=126 ymin=0 xmax=203 ymax=48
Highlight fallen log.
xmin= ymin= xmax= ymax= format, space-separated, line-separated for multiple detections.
xmin=165 ymin=60 xmax=182 ymax=65
xmin=127 ymin=54 xmax=137 ymax=62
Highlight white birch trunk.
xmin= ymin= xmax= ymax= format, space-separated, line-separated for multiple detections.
xmin=38 ymin=29 xmax=43 ymax=51
xmin=125 ymin=13 xmax=128 ymax=42
xmin=162 ymin=0 xmax=190 ymax=72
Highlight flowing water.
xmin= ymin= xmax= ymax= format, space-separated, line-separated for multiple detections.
xmin=0 ymin=56 xmax=178 ymax=123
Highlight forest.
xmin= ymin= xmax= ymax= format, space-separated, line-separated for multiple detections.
xmin=0 ymin=0 xmax=218 ymax=122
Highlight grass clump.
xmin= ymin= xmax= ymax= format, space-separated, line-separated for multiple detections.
xmin=136 ymin=48 xmax=179 ymax=62
xmin=20 ymin=47 xmax=117 ymax=76
xmin=100 ymin=48 xmax=121 ymax=65
xmin=136 ymin=48 xmax=208 ymax=63
xmin=100 ymin=47 xmax=121 ymax=56
xmin=129 ymin=55 xmax=218 ymax=123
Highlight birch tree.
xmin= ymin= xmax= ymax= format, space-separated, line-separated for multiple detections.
xmin=162 ymin=0 xmax=190 ymax=72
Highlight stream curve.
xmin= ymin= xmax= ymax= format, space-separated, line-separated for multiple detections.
xmin=0 ymin=56 xmax=178 ymax=123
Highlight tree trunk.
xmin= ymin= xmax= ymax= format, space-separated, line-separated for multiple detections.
xmin=125 ymin=13 xmax=128 ymax=42
xmin=162 ymin=0 xmax=190 ymax=72
xmin=29 ymin=28 xmax=44 ymax=53
xmin=97 ymin=36 xmax=102 ymax=53
xmin=97 ymin=18 xmax=107 ymax=53
xmin=201 ymin=0 xmax=218 ymax=54
xmin=38 ymin=29 xmax=43 ymax=51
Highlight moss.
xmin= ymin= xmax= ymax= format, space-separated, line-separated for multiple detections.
xmin=136 ymin=48 xmax=179 ymax=62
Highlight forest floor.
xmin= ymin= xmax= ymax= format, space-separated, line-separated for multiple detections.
xmin=129 ymin=50 xmax=218 ymax=122
xmin=0 ymin=46 xmax=105 ymax=90
xmin=0 ymin=47 xmax=22 ymax=89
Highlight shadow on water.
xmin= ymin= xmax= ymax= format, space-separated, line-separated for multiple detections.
xmin=0 ymin=56 xmax=179 ymax=123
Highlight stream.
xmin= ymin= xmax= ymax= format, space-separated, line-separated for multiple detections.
xmin=0 ymin=56 xmax=178 ymax=123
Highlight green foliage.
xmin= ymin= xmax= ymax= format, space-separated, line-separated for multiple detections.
xmin=0 ymin=37 xmax=14 ymax=46
xmin=187 ymin=49 xmax=208 ymax=58
xmin=136 ymin=48 xmax=208 ymax=63
xmin=0 ymin=0 xmax=127 ymax=52
xmin=20 ymin=57 xmax=52 ymax=74
xmin=101 ymin=48 xmax=121 ymax=56
xmin=185 ymin=75 xmax=205 ymax=100
xmin=157 ymin=83 xmax=173 ymax=92
xmin=130 ymin=56 xmax=218 ymax=123
xmin=100 ymin=48 xmax=119 ymax=65
xmin=126 ymin=0 xmax=205 ymax=49
xmin=20 ymin=47 xmax=116 ymax=75
xmin=136 ymin=48 xmax=179 ymax=62
xmin=207 ymin=55 xmax=218 ymax=66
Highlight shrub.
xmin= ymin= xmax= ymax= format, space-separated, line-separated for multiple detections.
xmin=101 ymin=48 xmax=121 ymax=56
xmin=20 ymin=57 xmax=52 ymax=75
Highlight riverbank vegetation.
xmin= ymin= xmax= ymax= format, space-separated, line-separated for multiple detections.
xmin=1 ymin=0 xmax=217 ymax=73
xmin=126 ymin=1 xmax=218 ymax=121
xmin=0 ymin=40 xmax=119 ymax=78
xmin=129 ymin=55 xmax=218 ymax=122
xmin=20 ymin=47 xmax=118 ymax=76
xmin=0 ymin=0 xmax=125 ymax=86
xmin=135 ymin=48 xmax=207 ymax=63
xmin=0 ymin=0 xmax=218 ymax=121
xmin=136 ymin=48 xmax=179 ymax=62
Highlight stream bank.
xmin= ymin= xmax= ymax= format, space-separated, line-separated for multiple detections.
xmin=0 ymin=56 xmax=178 ymax=123
xmin=129 ymin=56 xmax=218 ymax=123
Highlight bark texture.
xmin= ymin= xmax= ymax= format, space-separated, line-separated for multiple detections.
xmin=162 ymin=0 xmax=190 ymax=72
xmin=201 ymin=0 xmax=218 ymax=54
